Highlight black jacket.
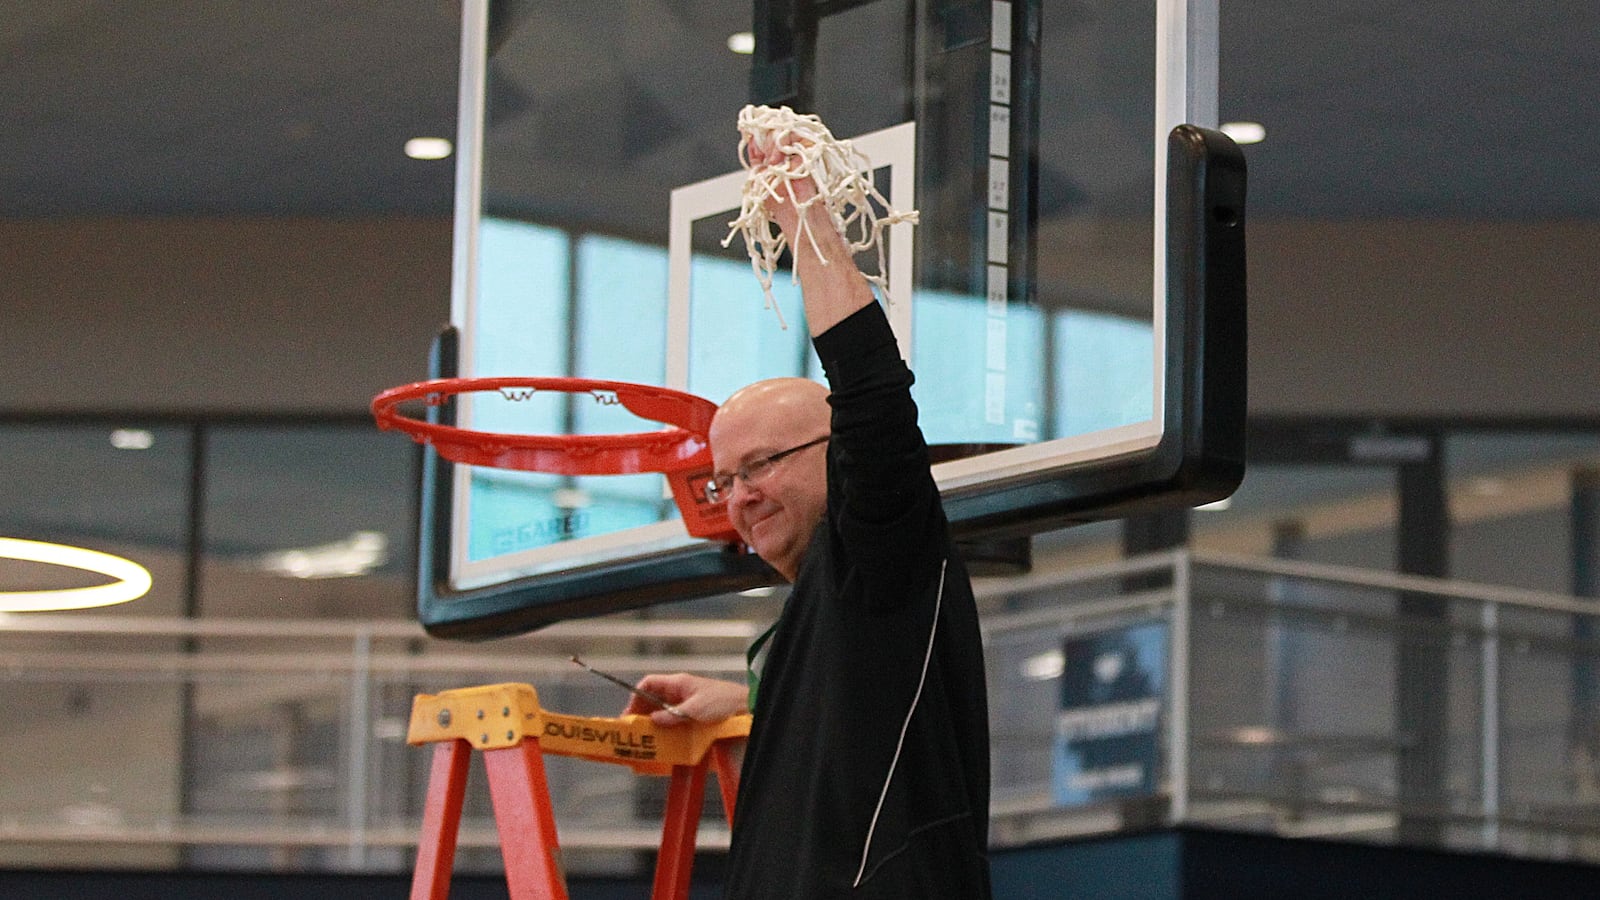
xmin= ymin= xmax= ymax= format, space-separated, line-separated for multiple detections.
xmin=724 ymin=302 xmax=992 ymax=899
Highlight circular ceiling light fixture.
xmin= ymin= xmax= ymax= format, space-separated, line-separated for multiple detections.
xmin=727 ymin=31 xmax=755 ymax=54
xmin=0 ymin=538 xmax=153 ymax=612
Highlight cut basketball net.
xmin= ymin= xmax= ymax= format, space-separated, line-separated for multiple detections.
xmin=724 ymin=104 xmax=917 ymax=328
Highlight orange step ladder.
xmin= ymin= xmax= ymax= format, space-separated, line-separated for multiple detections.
xmin=405 ymin=682 xmax=749 ymax=900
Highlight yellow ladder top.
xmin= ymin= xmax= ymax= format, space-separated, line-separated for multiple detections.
xmin=406 ymin=682 xmax=751 ymax=776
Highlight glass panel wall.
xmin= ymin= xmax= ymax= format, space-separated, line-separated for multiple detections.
xmin=198 ymin=424 xmax=417 ymax=620
xmin=0 ymin=421 xmax=193 ymax=868
xmin=1191 ymin=462 xmax=1399 ymax=570
xmin=188 ymin=423 xmax=418 ymax=869
xmin=1446 ymin=429 xmax=1600 ymax=853
xmin=1446 ymin=431 xmax=1600 ymax=594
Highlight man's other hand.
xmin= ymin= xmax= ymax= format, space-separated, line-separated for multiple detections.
xmin=624 ymin=673 xmax=748 ymax=727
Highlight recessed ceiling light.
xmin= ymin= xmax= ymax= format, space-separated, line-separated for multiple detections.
xmin=0 ymin=537 xmax=153 ymax=612
xmin=110 ymin=428 xmax=154 ymax=450
xmin=727 ymin=31 xmax=755 ymax=54
xmin=1219 ymin=121 xmax=1266 ymax=145
xmin=405 ymin=137 xmax=453 ymax=160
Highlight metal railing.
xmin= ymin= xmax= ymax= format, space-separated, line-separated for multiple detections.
xmin=979 ymin=550 xmax=1600 ymax=862
xmin=2 ymin=550 xmax=1597 ymax=873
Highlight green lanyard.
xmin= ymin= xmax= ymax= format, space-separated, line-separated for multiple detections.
xmin=745 ymin=620 xmax=779 ymax=712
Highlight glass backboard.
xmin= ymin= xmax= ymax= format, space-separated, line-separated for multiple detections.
xmin=414 ymin=0 xmax=1244 ymax=637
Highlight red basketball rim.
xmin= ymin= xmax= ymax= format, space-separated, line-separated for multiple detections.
xmin=371 ymin=376 xmax=717 ymax=476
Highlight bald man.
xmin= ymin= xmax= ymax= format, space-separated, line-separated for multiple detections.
xmin=627 ymin=138 xmax=992 ymax=899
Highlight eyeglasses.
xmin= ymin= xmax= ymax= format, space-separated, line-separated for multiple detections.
xmin=703 ymin=435 xmax=829 ymax=503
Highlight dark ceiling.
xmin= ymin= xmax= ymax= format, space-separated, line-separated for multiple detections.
xmin=2 ymin=0 xmax=459 ymax=217
xmin=4 ymin=0 xmax=1597 ymax=222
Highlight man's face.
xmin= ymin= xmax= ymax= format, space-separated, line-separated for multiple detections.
xmin=709 ymin=380 xmax=830 ymax=581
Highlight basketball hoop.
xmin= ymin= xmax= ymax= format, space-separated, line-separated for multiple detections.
xmin=372 ymin=377 xmax=737 ymax=542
